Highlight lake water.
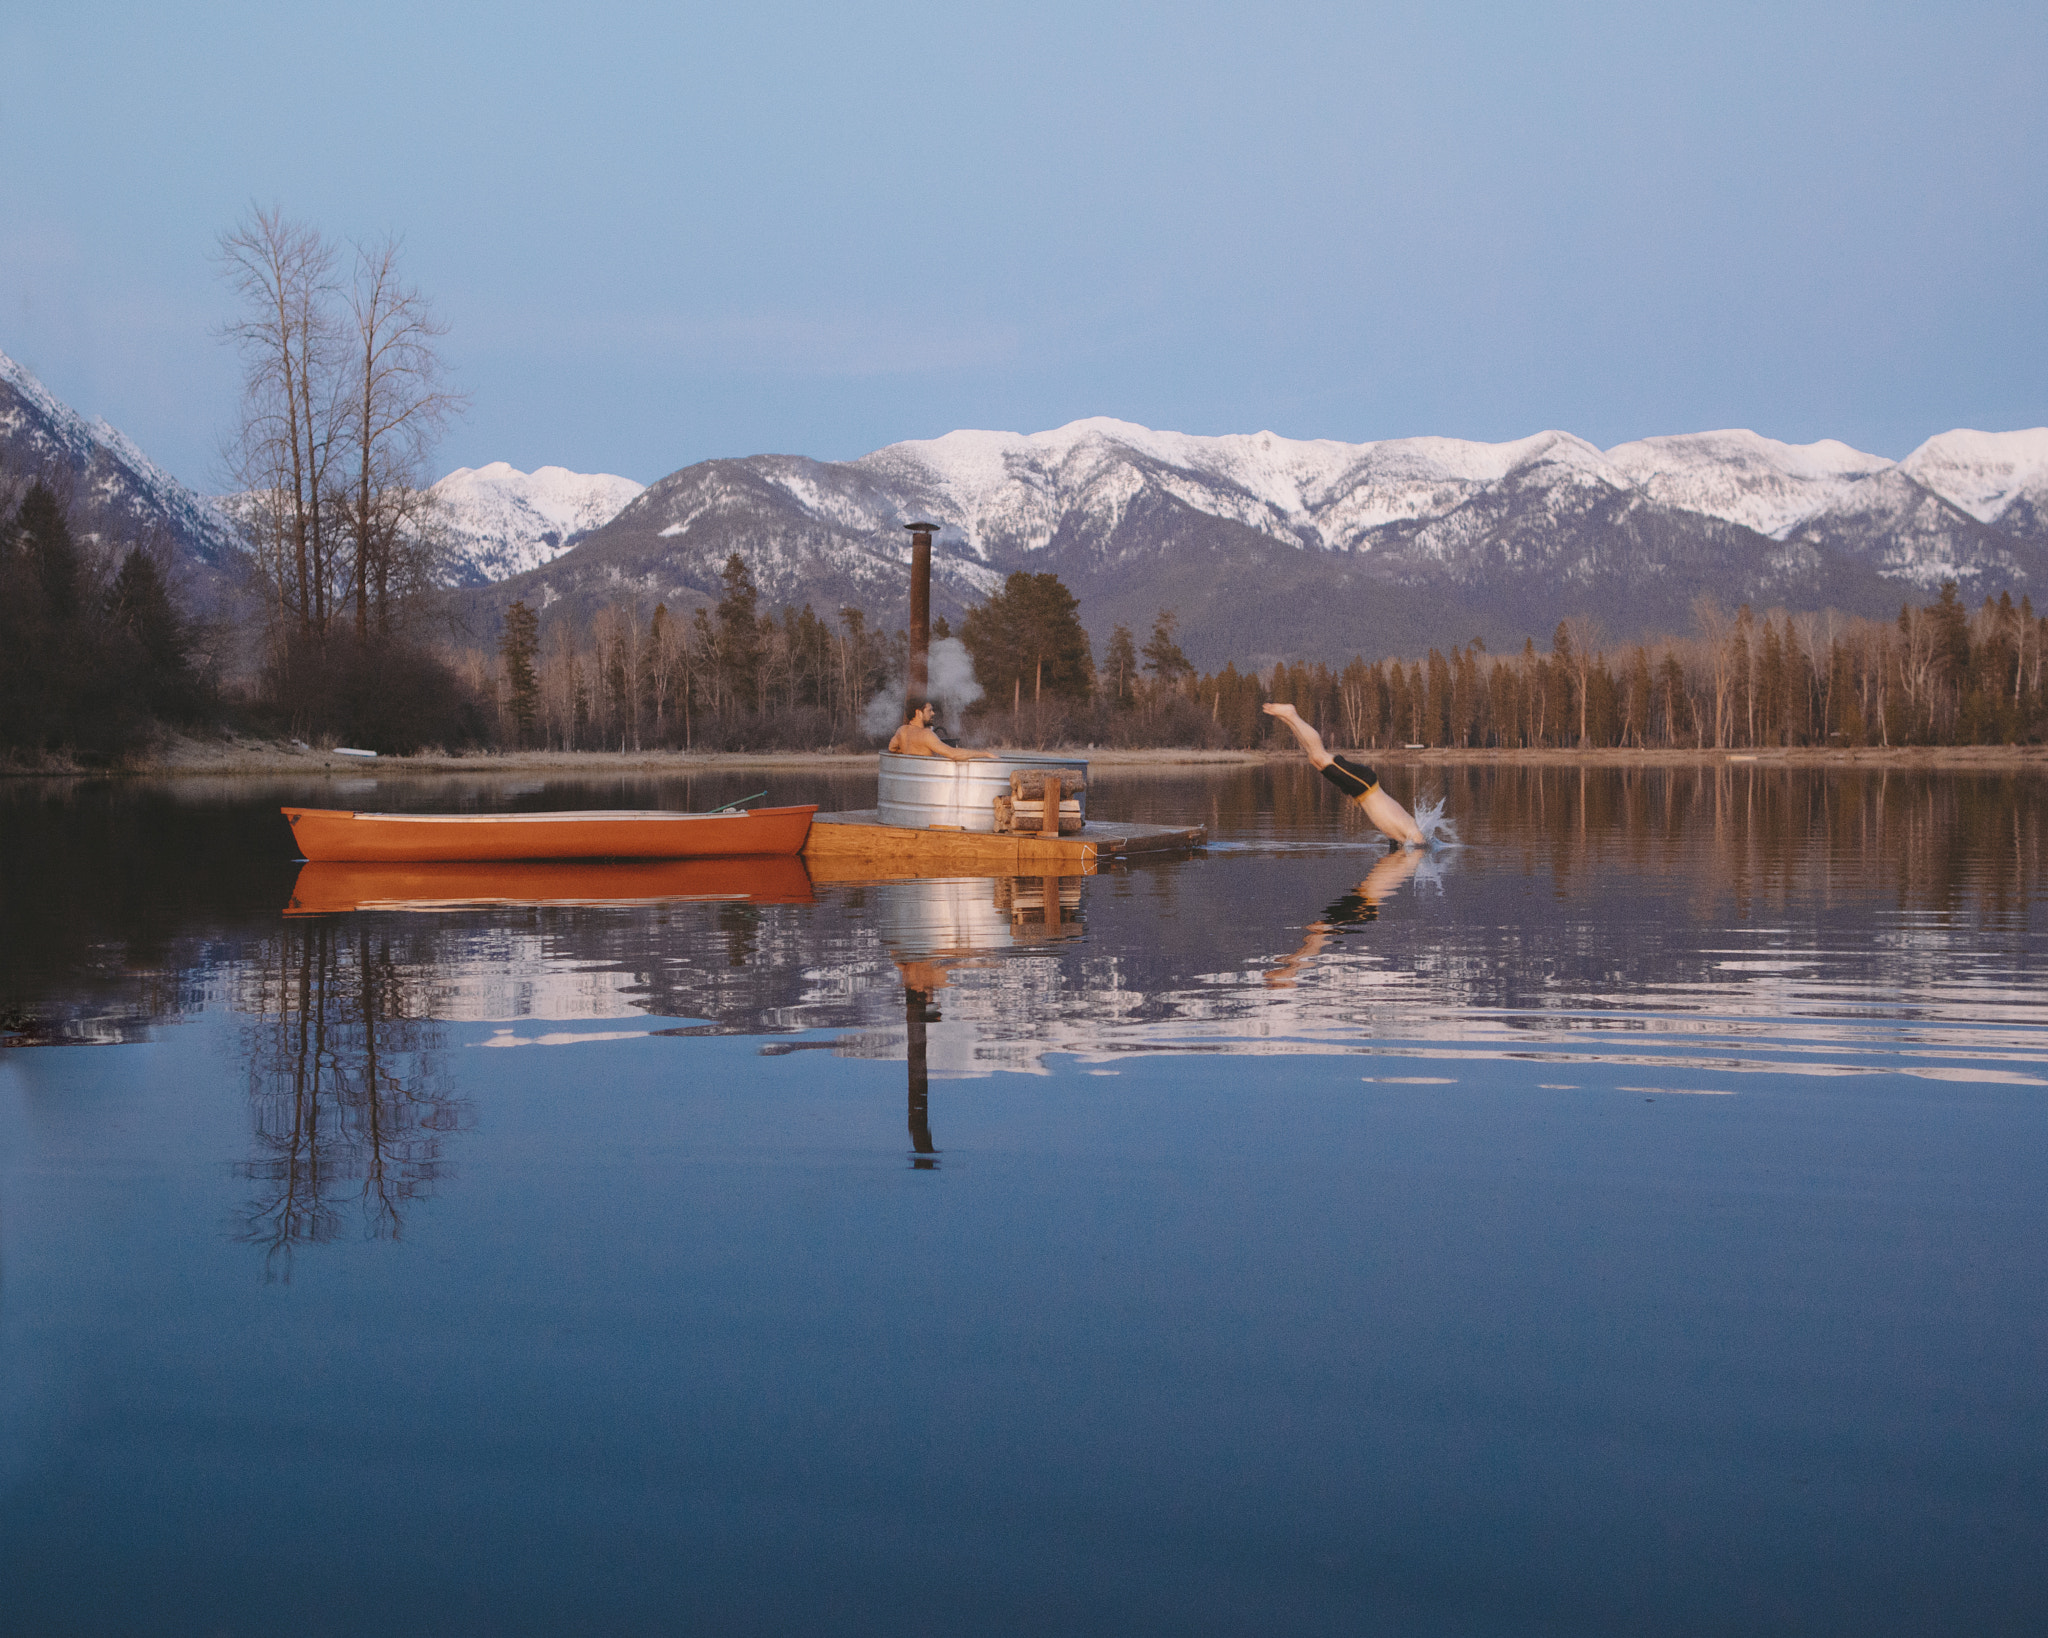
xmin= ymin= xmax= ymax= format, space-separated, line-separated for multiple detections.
xmin=3 ymin=763 xmax=2045 ymax=1636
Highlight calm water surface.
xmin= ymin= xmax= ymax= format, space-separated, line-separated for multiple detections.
xmin=2 ymin=764 xmax=2045 ymax=1636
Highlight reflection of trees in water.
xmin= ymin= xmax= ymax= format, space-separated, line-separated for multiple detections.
xmin=1101 ymin=762 xmax=2044 ymax=917
xmin=236 ymin=921 xmax=470 ymax=1278
xmin=886 ymin=766 xmax=2048 ymax=1052
xmin=1430 ymin=763 xmax=2046 ymax=921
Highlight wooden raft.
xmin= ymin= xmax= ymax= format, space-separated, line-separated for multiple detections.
xmin=803 ymin=810 xmax=1206 ymax=876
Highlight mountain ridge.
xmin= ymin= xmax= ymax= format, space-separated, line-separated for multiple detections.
xmin=6 ymin=344 xmax=2040 ymax=670
xmin=0 ymin=349 xmax=246 ymax=609
xmin=462 ymin=416 xmax=2048 ymax=666
xmin=431 ymin=461 xmax=644 ymax=583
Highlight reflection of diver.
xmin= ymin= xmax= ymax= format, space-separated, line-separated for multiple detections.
xmin=1262 ymin=702 xmax=1425 ymax=846
xmin=1265 ymin=846 xmax=1425 ymax=988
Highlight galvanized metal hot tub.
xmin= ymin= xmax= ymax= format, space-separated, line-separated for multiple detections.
xmin=877 ymin=751 xmax=1088 ymax=833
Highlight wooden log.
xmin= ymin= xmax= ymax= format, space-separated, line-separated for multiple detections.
xmin=992 ymin=795 xmax=1083 ymax=835
xmin=1008 ymin=770 xmax=1087 ymax=800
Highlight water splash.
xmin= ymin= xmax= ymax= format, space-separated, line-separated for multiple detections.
xmin=1411 ymin=792 xmax=1459 ymax=849
xmin=1409 ymin=847 xmax=1453 ymax=896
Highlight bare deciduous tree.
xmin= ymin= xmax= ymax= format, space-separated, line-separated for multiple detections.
xmin=341 ymin=235 xmax=464 ymax=638
xmin=1691 ymin=594 xmax=1732 ymax=748
xmin=1559 ymin=612 xmax=1603 ymax=748
xmin=219 ymin=210 xmax=462 ymax=643
xmin=218 ymin=207 xmax=346 ymax=636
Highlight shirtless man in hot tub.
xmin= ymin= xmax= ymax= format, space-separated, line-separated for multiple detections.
xmin=887 ymin=700 xmax=993 ymax=761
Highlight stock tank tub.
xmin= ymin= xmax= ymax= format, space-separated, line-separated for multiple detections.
xmin=876 ymin=751 xmax=1088 ymax=833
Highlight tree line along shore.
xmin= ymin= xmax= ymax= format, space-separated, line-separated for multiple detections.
xmin=6 ymin=479 xmax=2048 ymax=771
xmin=69 ymin=742 xmax=2048 ymax=780
xmin=8 ymin=205 xmax=2046 ymax=773
xmin=464 ymin=556 xmax=2048 ymax=758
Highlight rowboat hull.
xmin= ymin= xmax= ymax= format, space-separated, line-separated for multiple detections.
xmin=284 ymin=855 xmax=816 ymax=915
xmin=282 ymin=804 xmax=817 ymax=863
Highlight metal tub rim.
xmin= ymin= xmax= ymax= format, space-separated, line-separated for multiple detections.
xmin=876 ymin=750 xmax=1090 ymax=833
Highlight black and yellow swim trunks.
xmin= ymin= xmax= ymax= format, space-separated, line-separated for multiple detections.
xmin=1319 ymin=887 xmax=1379 ymax=928
xmin=1319 ymin=755 xmax=1381 ymax=799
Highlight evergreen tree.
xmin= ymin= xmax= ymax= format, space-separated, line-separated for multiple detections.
xmin=106 ymin=548 xmax=199 ymax=720
xmin=1103 ymin=623 xmax=1138 ymax=706
xmin=716 ymin=552 xmax=762 ymax=713
xmin=1759 ymin=619 xmax=1785 ymax=745
xmin=1425 ymin=648 xmax=1453 ymax=745
xmin=960 ymin=571 xmax=1094 ymax=707
xmin=1930 ymin=581 xmax=1971 ymax=679
xmin=17 ymin=481 xmax=82 ymax=621
xmin=1140 ymin=609 xmax=1192 ymax=689
xmin=501 ymin=600 xmax=540 ymax=744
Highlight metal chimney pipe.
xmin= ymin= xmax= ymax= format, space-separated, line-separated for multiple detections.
xmin=904 ymin=522 xmax=936 ymax=704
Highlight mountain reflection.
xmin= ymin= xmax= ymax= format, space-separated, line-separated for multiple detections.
xmin=235 ymin=920 xmax=470 ymax=1278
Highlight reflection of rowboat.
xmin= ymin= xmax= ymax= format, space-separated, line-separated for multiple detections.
xmin=284 ymin=855 xmax=815 ymax=916
xmin=282 ymin=804 xmax=817 ymax=863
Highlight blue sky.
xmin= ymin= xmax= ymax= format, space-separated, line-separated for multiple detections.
xmin=4 ymin=0 xmax=2042 ymax=488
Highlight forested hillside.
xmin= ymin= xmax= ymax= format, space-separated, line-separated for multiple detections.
xmin=453 ymin=556 xmax=2048 ymax=756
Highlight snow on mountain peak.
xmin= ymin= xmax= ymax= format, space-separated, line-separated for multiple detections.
xmin=0 ymin=346 xmax=239 ymax=564
xmin=432 ymin=462 xmax=644 ymax=583
xmin=856 ymin=421 xmax=1654 ymax=555
xmin=1604 ymin=429 xmax=1892 ymax=540
xmin=1898 ymin=428 xmax=2048 ymax=524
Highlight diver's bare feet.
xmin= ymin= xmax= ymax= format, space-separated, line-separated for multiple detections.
xmin=1262 ymin=700 xmax=1329 ymax=762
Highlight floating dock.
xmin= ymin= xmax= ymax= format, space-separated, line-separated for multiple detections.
xmin=803 ymin=810 xmax=1206 ymax=878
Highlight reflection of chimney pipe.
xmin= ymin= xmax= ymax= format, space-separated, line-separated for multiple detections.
xmin=905 ymin=522 xmax=936 ymax=704
xmin=906 ymin=985 xmax=937 ymax=1168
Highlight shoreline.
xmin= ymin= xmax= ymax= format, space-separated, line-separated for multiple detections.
xmin=6 ymin=734 xmax=2046 ymax=779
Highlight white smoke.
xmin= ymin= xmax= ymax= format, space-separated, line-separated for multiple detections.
xmin=861 ymin=637 xmax=984 ymax=740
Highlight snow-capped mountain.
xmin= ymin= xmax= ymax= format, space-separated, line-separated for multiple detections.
xmin=431 ymin=462 xmax=644 ymax=584
xmin=1899 ymin=428 xmax=2048 ymax=531
xmin=1 ymin=348 xmax=244 ymax=605
xmin=856 ymin=417 xmax=2046 ymax=566
xmin=1604 ymin=431 xmax=1894 ymax=541
xmin=468 ymin=417 xmax=2048 ymax=665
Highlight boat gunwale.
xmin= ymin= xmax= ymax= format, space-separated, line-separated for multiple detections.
xmin=287 ymin=805 xmax=815 ymax=825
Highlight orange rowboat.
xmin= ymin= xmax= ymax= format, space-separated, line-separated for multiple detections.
xmin=284 ymin=855 xmax=816 ymax=915
xmin=282 ymin=804 xmax=817 ymax=863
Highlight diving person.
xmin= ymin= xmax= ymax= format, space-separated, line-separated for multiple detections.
xmin=1261 ymin=702 xmax=1425 ymax=846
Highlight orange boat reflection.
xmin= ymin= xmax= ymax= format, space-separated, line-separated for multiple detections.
xmin=285 ymin=855 xmax=815 ymax=916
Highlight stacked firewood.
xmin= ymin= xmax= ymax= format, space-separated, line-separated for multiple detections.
xmin=992 ymin=770 xmax=1087 ymax=835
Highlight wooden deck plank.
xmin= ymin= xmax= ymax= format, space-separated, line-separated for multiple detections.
xmin=803 ymin=810 xmax=1205 ymax=877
